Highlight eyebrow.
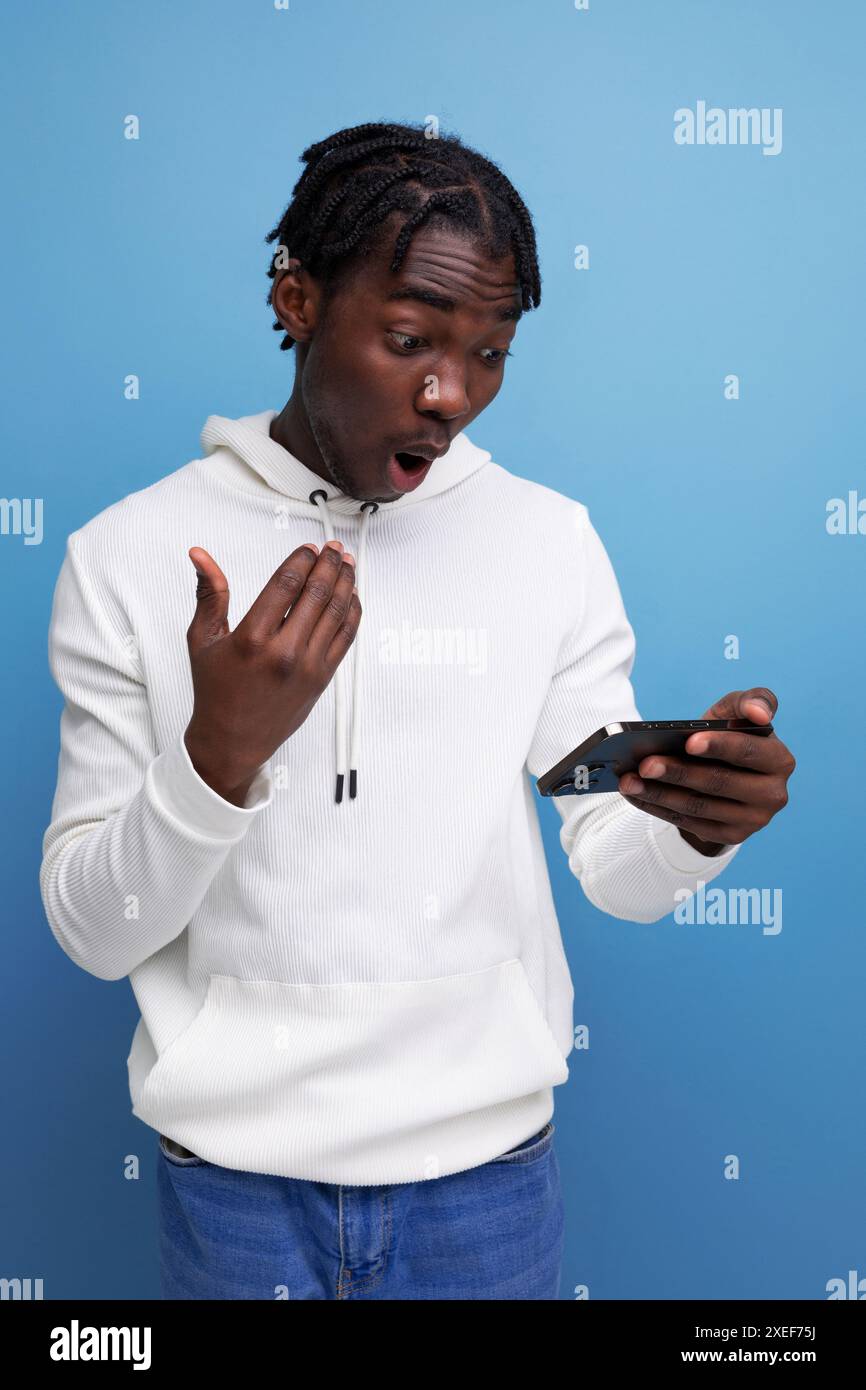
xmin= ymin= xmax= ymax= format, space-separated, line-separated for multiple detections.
xmin=385 ymin=286 xmax=523 ymax=323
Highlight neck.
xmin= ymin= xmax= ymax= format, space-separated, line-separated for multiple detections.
xmin=268 ymin=390 xmax=330 ymax=484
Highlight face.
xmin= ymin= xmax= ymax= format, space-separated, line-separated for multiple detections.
xmin=271 ymin=213 xmax=522 ymax=503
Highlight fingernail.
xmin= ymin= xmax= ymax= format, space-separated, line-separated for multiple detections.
xmin=689 ymin=736 xmax=709 ymax=753
xmin=642 ymin=760 xmax=664 ymax=778
xmin=324 ymin=539 xmax=343 ymax=552
xmin=343 ymin=552 xmax=355 ymax=567
xmin=621 ymin=775 xmax=644 ymax=794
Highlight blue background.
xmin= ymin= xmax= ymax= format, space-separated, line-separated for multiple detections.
xmin=3 ymin=0 xmax=863 ymax=1300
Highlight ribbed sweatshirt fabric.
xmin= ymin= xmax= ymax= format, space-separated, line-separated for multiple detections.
xmin=39 ymin=410 xmax=741 ymax=1184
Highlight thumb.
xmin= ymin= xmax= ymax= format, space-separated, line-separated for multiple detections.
xmin=187 ymin=547 xmax=230 ymax=648
xmin=698 ymin=688 xmax=776 ymax=724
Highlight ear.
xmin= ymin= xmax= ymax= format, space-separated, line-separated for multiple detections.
xmin=270 ymin=258 xmax=320 ymax=344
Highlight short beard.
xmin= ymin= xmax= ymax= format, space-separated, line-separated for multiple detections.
xmin=302 ymin=395 xmax=397 ymax=506
xmin=299 ymin=335 xmax=398 ymax=505
xmin=301 ymin=398 xmax=354 ymax=497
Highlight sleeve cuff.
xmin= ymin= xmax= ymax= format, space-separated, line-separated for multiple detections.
xmin=649 ymin=815 xmax=740 ymax=872
xmin=147 ymin=730 xmax=274 ymax=840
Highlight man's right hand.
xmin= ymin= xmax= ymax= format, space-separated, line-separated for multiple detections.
xmin=183 ymin=540 xmax=361 ymax=806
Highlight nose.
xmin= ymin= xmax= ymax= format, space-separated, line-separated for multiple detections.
xmin=415 ymin=362 xmax=471 ymax=420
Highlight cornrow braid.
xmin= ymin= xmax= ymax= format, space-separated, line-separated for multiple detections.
xmin=264 ymin=120 xmax=541 ymax=351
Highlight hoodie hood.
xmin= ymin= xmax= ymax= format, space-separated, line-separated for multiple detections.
xmin=201 ymin=408 xmax=490 ymax=512
xmin=199 ymin=409 xmax=491 ymax=804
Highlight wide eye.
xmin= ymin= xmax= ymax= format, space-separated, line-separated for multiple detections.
xmin=387 ymin=332 xmax=512 ymax=365
xmin=387 ymin=331 xmax=427 ymax=352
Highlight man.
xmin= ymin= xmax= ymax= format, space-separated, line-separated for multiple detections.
xmin=40 ymin=120 xmax=795 ymax=1301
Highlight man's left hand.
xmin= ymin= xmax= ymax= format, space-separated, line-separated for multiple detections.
xmin=617 ymin=688 xmax=796 ymax=857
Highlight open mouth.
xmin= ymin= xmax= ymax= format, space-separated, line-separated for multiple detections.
xmin=394 ymin=451 xmax=429 ymax=473
xmin=387 ymin=450 xmax=435 ymax=493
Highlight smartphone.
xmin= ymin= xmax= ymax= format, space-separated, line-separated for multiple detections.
xmin=536 ymin=719 xmax=774 ymax=797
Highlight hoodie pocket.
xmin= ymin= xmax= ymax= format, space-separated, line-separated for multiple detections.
xmin=158 ymin=1133 xmax=206 ymax=1167
xmin=133 ymin=957 xmax=569 ymax=1185
xmin=488 ymin=1120 xmax=555 ymax=1165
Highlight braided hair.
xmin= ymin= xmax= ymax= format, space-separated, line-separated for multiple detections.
xmin=264 ymin=120 xmax=541 ymax=351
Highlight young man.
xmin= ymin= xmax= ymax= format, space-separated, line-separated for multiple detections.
xmin=40 ymin=120 xmax=795 ymax=1301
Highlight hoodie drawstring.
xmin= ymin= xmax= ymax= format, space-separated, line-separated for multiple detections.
xmin=309 ymin=490 xmax=379 ymax=802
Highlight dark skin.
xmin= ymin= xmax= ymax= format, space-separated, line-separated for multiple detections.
xmin=185 ymin=215 xmax=796 ymax=852
xmin=185 ymin=218 xmax=521 ymax=803
xmin=266 ymin=211 xmax=522 ymax=502
xmin=618 ymin=688 xmax=796 ymax=856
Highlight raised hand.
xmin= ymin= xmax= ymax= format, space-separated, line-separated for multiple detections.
xmin=183 ymin=540 xmax=361 ymax=805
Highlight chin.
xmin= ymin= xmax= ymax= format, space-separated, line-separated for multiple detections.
xmin=344 ymin=472 xmax=398 ymax=506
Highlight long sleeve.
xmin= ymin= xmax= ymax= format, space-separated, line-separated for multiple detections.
xmin=525 ymin=506 xmax=740 ymax=924
xmin=39 ymin=533 xmax=274 ymax=982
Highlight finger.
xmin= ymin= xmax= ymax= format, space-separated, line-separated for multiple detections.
xmin=235 ymin=543 xmax=322 ymax=643
xmin=624 ymin=755 xmax=764 ymax=803
xmin=740 ymin=687 xmax=777 ymax=722
xmin=306 ymin=558 xmax=360 ymax=664
xmin=187 ymin=547 xmax=230 ymax=650
xmin=620 ymin=793 xmax=740 ymax=842
xmin=274 ymin=541 xmax=351 ymax=649
xmin=698 ymin=687 xmax=777 ymax=723
xmin=682 ymin=728 xmax=781 ymax=770
xmin=619 ymin=772 xmax=754 ymax=825
xmin=324 ymin=583 xmax=362 ymax=669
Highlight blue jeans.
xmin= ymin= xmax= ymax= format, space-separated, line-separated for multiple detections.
xmin=157 ymin=1120 xmax=564 ymax=1300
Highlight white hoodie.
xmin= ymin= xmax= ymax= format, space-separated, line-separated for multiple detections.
xmin=39 ymin=410 xmax=741 ymax=1184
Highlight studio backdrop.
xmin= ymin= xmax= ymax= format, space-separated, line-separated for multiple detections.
xmin=2 ymin=0 xmax=863 ymax=1300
